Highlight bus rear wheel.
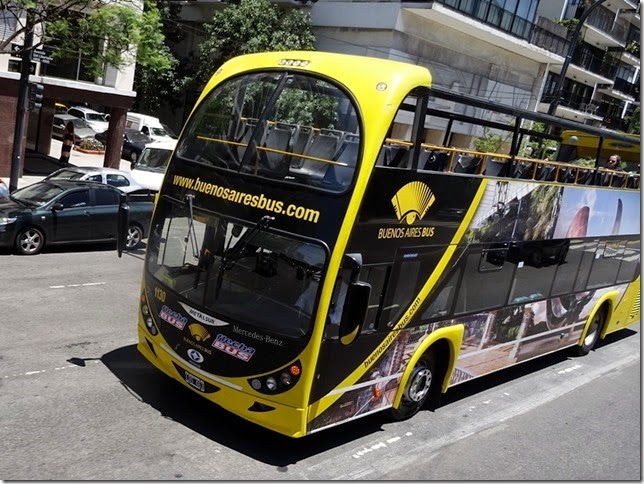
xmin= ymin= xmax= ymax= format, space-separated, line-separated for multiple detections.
xmin=388 ymin=352 xmax=437 ymax=421
xmin=574 ymin=307 xmax=605 ymax=356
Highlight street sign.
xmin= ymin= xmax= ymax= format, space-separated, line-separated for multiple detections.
xmin=33 ymin=49 xmax=52 ymax=64
xmin=10 ymin=42 xmax=22 ymax=58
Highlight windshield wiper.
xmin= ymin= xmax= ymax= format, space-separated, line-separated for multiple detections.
xmin=214 ymin=215 xmax=275 ymax=298
xmin=184 ymin=194 xmax=199 ymax=260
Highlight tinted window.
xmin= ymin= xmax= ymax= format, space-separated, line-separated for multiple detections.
xmin=454 ymin=247 xmax=514 ymax=314
xmin=106 ymin=174 xmax=130 ymax=187
xmin=573 ymin=240 xmax=598 ymax=292
xmin=60 ymin=190 xmax=90 ymax=208
xmin=587 ymin=240 xmax=622 ymax=289
xmin=507 ymin=241 xmax=562 ymax=304
xmin=616 ymin=240 xmax=640 ymax=283
xmin=94 ymin=188 xmax=119 ymax=206
xmin=551 ymin=239 xmax=585 ymax=296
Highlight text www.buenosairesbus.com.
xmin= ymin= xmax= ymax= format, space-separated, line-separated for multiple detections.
xmin=172 ymin=175 xmax=320 ymax=223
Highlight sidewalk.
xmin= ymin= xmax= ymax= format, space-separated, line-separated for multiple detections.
xmin=11 ymin=139 xmax=132 ymax=189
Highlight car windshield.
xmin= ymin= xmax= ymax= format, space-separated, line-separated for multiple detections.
xmin=11 ymin=182 xmax=64 ymax=206
xmin=147 ymin=198 xmax=326 ymax=338
xmin=48 ymin=169 xmax=86 ymax=180
xmin=137 ymin=148 xmax=172 ymax=171
xmin=128 ymin=131 xmax=152 ymax=143
xmin=86 ymin=113 xmax=106 ymax=122
xmin=72 ymin=119 xmax=90 ymax=129
xmin=149 ymin=126 xmax=169 ymax=137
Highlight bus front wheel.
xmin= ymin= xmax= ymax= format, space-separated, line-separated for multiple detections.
xmin=388 ymin=352 xmax=437 ymax=421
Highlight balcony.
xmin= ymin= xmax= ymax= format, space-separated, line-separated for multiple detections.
xmin=585 ymin=5 xmax=629 ymax=45
xmin=435 ymin=0 xmax=535 ymax=41
xmin=530 ymin=17 xmax=570 ymax=58
xmin=538 ymin=93 xmax=603 ymax=123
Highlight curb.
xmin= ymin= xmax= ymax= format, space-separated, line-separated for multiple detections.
xmin=75 ymin=147 xmax=105 ymax=155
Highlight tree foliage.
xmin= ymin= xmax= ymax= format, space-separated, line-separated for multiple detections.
xmin=0 ymin=0 xmax=175 ymax=81
xmin=192 ymin=0 xmax=315 ymax=89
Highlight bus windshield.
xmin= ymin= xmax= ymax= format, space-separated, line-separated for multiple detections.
xmin=146 ymin=198 xmax=326 ymax=338
xmin=176 ymin=71 xmax=361 ymax=190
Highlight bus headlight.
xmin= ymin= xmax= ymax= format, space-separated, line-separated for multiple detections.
xmin=145 ymin=317 xmax=158 ymax=335
xmin=265 ymin=377 xmax=277 ymax=391
xmin=247 ymin=361 xmax=302 ymax=395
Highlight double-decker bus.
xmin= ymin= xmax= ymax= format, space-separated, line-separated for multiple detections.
xmin=128 ymin=51 xmax=640 ymax=437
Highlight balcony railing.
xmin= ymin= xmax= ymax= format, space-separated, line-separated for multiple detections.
xmin=571 ymin=43 xmax=618 ymax=79
xmin=530 ymin=17 xmax=570 ymax=57
xmin=586 ymin=6 xmax=629 ymax=44
xmin=613 ymin=77 xmax=639 ymax=98
xmin=436 ymin=0 xmax=535 ymax=41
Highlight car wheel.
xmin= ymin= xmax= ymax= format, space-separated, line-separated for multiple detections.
xmin=125 ymin=223 xmax=143 ymax=250
xmin=130 ymin=151 xmax=138 ymax=163
xmin=15 ymin=227 xmax=45 ymax=255
xmin=388 ymin=352 xmax=437 ymax=421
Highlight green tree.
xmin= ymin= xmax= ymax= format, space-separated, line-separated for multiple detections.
xmin=192 ymin=0 xmax=315 ymax=89
xmin=0 ymin=0 xmax=175 ymax=82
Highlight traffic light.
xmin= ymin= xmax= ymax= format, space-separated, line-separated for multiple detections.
xmin=28 ymin=82 xmax=44 ymax=110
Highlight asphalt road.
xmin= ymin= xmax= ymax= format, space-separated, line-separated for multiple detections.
xmin=0 ymin=246 xmax=640 ymax=480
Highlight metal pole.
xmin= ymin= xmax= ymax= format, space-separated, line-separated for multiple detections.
xmin=547 ymin=0 xmax=608 ymax=117
xmin=9 ymin=14 xmax=34 ymax=193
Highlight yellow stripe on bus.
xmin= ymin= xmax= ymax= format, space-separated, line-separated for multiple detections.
xmin=307 ymin=178 xmax=489 ymax=422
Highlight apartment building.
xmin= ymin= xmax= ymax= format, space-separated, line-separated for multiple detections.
xmin=169 ymin=0 xmax=639 ymax=151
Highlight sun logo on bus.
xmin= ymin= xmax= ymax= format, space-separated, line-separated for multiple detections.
xmin=189 ymin=323 xmax=211 ymax=343
xmin=391 ymin=181 xmax=436 ymax=224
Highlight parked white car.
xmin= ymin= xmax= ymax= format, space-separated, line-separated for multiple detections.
xmin=66 ymin=106 xmax=109 ymax=133
xmin=130 ymin=139 xmax=177 ymax=191
xmin=44 ymin=166 xmax=148 ymax=194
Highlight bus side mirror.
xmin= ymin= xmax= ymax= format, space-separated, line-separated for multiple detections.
xmin=339 ymin=281 xmax=371 ymax=346
xmin=117 ymin=193 xmax=130 ymax=258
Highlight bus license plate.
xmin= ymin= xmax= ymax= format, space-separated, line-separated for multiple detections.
xmin=184 ymin=371 xmax=205 ymax=392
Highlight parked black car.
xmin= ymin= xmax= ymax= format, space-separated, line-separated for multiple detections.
xmin=0 ymin=180 xmax=154 ymax=255
xmin=95 ymin=128 xmax=152 ymax=162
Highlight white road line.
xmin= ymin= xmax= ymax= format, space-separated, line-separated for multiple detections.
xmin=49 ymin=282 xmax=107 ymax=289
xmin=3 ymin=360 xmax=101 ymax=379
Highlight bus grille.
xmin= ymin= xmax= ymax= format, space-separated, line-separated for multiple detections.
xmin=630 ymin=289 xmax=640 ymax=320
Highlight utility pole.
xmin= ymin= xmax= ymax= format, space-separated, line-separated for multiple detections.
xmin=9 ymin=13 xmax=34 ymax=193
xmin=547 ymin=0 xmax=608 ymax=117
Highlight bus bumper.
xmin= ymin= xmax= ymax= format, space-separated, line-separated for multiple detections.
xmin=136 ymin=325 xmax=308 ymax=438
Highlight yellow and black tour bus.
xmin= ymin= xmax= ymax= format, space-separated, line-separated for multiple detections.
xmin=127 ymin=51 xmax=640 ymax=437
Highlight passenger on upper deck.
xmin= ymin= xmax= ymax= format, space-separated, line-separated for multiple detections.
xmin=606 ymin=154 xmax=622 ymax=170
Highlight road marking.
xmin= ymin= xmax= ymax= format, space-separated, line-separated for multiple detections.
xmin=3 ymin=360 xmax=100 ymax=379
xmin=50 ymin=282 xmax=107 ymax=289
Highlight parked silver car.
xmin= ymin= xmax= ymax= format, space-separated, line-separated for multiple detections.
xmin=52 ymin=114 xmax=97 ymax=144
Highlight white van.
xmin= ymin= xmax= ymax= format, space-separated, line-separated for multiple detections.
xmin=130 ymin=139 xmax=177 ymax=191
xmin=126 ymin=113 xmax=176 ymax=142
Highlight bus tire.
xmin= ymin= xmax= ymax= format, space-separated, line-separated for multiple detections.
xmin=388 ymin=351 xmax=437 ymax=421
xmin=574 ymin=306 xmax=605 ymax=356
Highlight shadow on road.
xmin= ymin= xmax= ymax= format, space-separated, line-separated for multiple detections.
xmin=100 ymin=344 xmax=387 ymax=467
xmin=99 ymin=327 xmax=637 ymax=467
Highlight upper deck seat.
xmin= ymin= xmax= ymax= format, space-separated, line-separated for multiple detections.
xmin=322 ymin=134 xmax=360 ymax=188
xmin=289 ymin=128 xmax=344 ymax=179
xmin=483 ymin=158 xmax=507 ymax=177
xmin=420 ymin=149 xmax=448 ymax=172
xmin=512 ymin=161 xmax=534 ymax=179
xmin=453 ymin=154 xmax=482 ymax=174
xmin=261 ymin=122 xmax=297 ymax=177
xmin=537 ymin=165 xmax=556 ymax=181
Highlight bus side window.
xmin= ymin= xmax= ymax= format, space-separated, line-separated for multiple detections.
xmin=454 ymin=247 xmax=514 ymax=315
xmin=360 ymin=265 xmax=390 ymax=331
xmin=420 ymin=266 xmax=462 ymax=320
xmin=616 ymin=240 xmax=640 ymax=284
xmin=586 ymin=240 xmax=623 ymax=289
